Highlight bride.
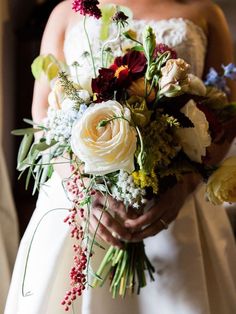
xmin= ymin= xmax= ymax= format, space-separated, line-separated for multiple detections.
xmin=5 ymin=0 xmax=236 ymax=313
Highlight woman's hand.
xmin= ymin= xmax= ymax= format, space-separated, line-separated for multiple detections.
xmin=89 ymin=192 xmax=133 ymax=248
xmin=125 ymin=173 xmax=201 ymax=242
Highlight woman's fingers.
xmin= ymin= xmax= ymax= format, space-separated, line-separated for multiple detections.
xmin=92 ymin=206 xmax=131 ymax=242
xmin=129 ymin=205 xmax=180 ymax=241
xmin=89 ymin=213 xmax=124 ymax=248
xmin=124 ymin=204 xmax=163 ymax=231
xmin=130 ymin=219 xmax=166 ymax=241
xmin=92 ymin=192 xmax=129 ymax=221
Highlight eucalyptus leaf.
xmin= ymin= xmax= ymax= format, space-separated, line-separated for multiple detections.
xmin=32 ymin=162 xmax=43 ymax=195
xmin=25 ymin=166 xmax=33 ymax=190
xmin=17 ymin=134 xmax=34 ymax=165
xmin=23 ymin=118 xmax=35 ymax=126
xmin=11 ymin=128 xmax=41 ymax=136
xmin=17 ymin=149 xmax=39 ymax=172
xmin=31 ymin=140 xmax=57 ymax=153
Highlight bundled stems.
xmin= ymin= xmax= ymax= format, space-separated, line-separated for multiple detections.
xmin=92 ymin=242 xmax=155 ymax=298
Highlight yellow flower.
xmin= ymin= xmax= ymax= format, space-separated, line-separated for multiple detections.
xmin=124 ymin=29 xmax=137 ymax=41
xmin=206 ymin=157 xmax=236 ymax=205
xmin=132 ymin=169 xmax=158 ymax=194
xmin=128 ymin=77 xmax=156 ymax=103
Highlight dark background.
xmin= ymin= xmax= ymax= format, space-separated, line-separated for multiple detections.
xmin=2 ymin=0 xmax=236 ymax=237
xmin=2 ymin=0 xmax=63 ymax=236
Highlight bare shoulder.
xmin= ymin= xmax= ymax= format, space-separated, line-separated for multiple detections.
xmin=47 ymin=0 xmax=74 ymax=28
xmin=182 ymin=1 xmax=230 ymax=36
xmin=40 ymin=1 xmax=74 ymax=57
xmin=194 ymin=1 xmax=228 ymax=30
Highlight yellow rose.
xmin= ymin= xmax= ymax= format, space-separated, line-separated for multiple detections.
xmin=71 ymin=100 xmax=137 ymax=175
xmin=206 ymin=157 xmax=236 ymax=205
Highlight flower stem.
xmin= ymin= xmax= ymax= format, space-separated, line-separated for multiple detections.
xmin=83 ymin=16 xmax=96 ymax=78
xmin=101 ymin=23 xmax=121 ymax=67
xmin=22 ymin=208 xmax=69 ymax=297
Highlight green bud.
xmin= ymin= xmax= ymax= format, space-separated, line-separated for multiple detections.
xmin=146 ymin=62 xmax=158 ymax=81
xmin=142 ymin=26 xmax=156 ymax=64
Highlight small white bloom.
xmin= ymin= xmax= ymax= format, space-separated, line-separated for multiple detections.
xmin=77 ymin=90 xmax=91 ymax=103
xmin=61 ymin=98 xmax=75 ymax=110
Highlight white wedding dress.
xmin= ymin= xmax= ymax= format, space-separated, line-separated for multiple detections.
xmin=5 ymin=17 xmax=236 ymax=314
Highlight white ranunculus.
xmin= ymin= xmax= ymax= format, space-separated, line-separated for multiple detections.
xmin=71 ymin=100 xmax=137 ymax=175
xmin=175 ymin=99 xmax=211 ymax=163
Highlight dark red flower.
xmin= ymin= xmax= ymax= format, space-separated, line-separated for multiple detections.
xmin=112 ymin=11 xmax=129 ymax=27
xmin=154 ymin=43 xmax=177 ymax=59
xmin=92 ymin=68 xmax=116 ymax=102
xmin=92 ymin=51 xmax=147 ymax=102
xmin=72 ymin=0 xmax=102 ymax=19
xmin=197 ymin=103 xmax=223 ymax=142
xmin=110 ymin=50 xmax=147 ymax=87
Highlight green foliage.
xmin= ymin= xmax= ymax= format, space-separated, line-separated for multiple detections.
xmin=31 ymin=55 xmax=44 ymax=80
xmin=100 ymin=4 xmax=117 ymax=41
xmin=31 ymin=54 xmax=65 ymax=81
xmin=15 ymin=125 xmax=60 ymax=194
xmin=11 ymin=128 xmax=41 ymax=136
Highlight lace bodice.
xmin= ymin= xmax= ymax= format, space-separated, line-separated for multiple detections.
xmin=64 ymin=17 xmax=207 ymax=78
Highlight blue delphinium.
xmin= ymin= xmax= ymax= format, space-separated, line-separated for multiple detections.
xmin=205 ymin=67 xmax=228 ymax=92
xmin=222 ymin=63 xmax=236 ymax=80
xmin=204 ymin=64 xmax=236 ymax=94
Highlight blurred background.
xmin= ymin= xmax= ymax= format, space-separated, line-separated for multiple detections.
xmin=0 ymin=0 xmax=236 ymax=237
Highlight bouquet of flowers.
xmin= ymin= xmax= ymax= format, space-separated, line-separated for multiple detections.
xmin=13 ymin=0 xmax=236 ymax=311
